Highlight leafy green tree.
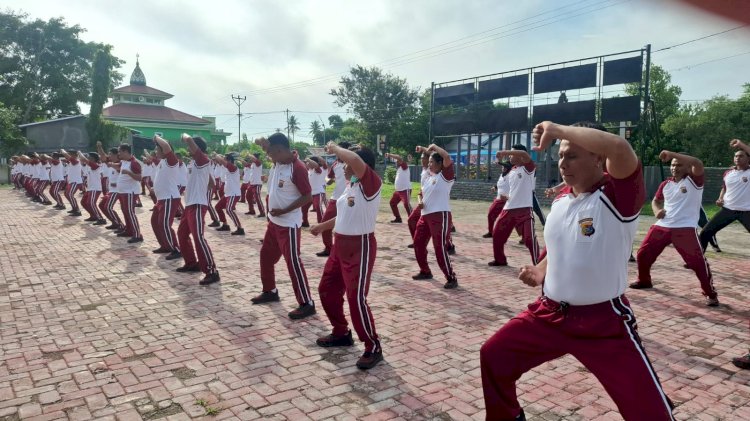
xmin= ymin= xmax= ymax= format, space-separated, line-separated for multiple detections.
xmin=330 ymin=66 xmax=419 ymax=145
xmin=0 ymin=11 xmax=124 ymax=123
xmin=287 ymin=115 xmax=300 ymax=141
xmin=0 ymin=102 xmax=28 ymax=157
xmin=86 ymin=47 xmax=116 ymax=146
xmin=328 ymin=114 xmax=344 ymax=129
xmin=309 ymin=121 xmax=323 ymax=145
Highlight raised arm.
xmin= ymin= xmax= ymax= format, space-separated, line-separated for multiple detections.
xmin=497 ymin=149 xmax=531 ymax=164
xmin=96 ymin=141 xmax=106 ymax=160
xmin=427 ymin=144 xmax=452 ymax=167
xmin=182 ymin=133 xmax=201 ymax=156
xmin=77 ymin=151 xmax=89 ymax=165
xmin=305 ymin=158 xmax=320 ymax=171
xmin=385 ymin=153 xmax=404 ymax=164
xmin=659 ymin=150 xmax=704 ymax=177
xmin=730 ymin=138 xmax=750 ymax=156
xmin=533 ymin=121 xmax=638 ymax=179
xmin=154 ymin=135 xmax=172 ymax=154
xmin=325 ymin=141 xmax=367 ymax=179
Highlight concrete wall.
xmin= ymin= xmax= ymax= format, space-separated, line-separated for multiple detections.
xmin=22 ymin=117 xmax=90 ymax=153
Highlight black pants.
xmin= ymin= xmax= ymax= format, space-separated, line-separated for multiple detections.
xmin=699 ymin=207 xmax=750 ymax=250
xmin=532 ymin=192 xmax=546 ymax=226
xmin=698 ymin=207 xmax=719 ymax=249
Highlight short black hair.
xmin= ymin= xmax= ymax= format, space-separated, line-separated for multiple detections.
xmin=511 ymin=144 xmax=527 ymax=152
xmin=226 ymin=153 xmax=236 ymax=163
xmin=571 ymin=121 xmax=608 ymax=132
xmin=500 ymin=161 xmax=513 ymax=175
xmin=352 ymin=146 xmax=376 ymax=170
xmin=338 ymin=141 xmax=351 ymax=150
xmin=87 ymin=152 xmax=101 ymax=163
xmin=118 ymin=144 xmax=131 ymax=154
xmin=430 ymin=152 xmax=444 ymax=165
xmin=52 ymin=152 xmax=64 ymax=159
xmin=108 ymin=147 xmax=118 ymax=155
xmin=268 ymin=133 xmax=290 ymax=149
xmin=193 ymin=136 xmax=208 ymax=153
xmin=309 ymin=156 xmax=323 ymax=166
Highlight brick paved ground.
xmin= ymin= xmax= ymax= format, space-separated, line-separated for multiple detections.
xmin=0 ymin=186 xmax=748 ymax=421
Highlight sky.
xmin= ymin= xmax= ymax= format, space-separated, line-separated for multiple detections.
xmin=5 ymin=0 xmax=750 ymax=144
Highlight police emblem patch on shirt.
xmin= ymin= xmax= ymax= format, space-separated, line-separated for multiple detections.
xmin=432 ymin=179 xmax=436 ymax=185
xmin=743 ymin=176 xmax=748 ymax=183
xmin=347 ymin=196 xmax=355 ymax=207
xmin=517 ymin=173 xmax=522 ymax=178
xmin=680 ymin=186 xmax=687 ymax=193
xmin=278 ymin=179 xmax=285 ymax=188
xmin=578 ymin=218 xmax=595 ymax=237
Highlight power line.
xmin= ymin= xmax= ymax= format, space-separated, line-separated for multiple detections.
xmin=654 ymin=24 xmax=748 ymax=53
xmin=670 ymin=50 xmax=750 ymax=71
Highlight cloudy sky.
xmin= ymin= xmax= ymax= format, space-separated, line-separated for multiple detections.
xmin=6 ymin=0 xmax=750 ymax=143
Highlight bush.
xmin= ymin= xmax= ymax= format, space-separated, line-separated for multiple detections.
xmin=384 ymin=166 xmax=397 ymax=184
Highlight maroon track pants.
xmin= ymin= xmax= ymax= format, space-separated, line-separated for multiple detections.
xmin=492 ymin=207 xmax=539 ymax=265
xmin=259 ymin=221 xmax=313 ymax=306
xmin=389 ymin=189 xmax=412 ymax=221
xmin=152 ymin=198 xmax=180 ymax=252
xmin=413 ymin=211 xmax=456 ymax=281
xmin=321 ymin=199 xmax=337 ymax=251
xmin=177 ymin=204 xmax=216 ymax=275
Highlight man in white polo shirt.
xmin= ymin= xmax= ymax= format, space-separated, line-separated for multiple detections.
xmin=385 ymin=153 xmax=412 ymax=224
xmin=699 ymin=138 xmax=750 ymax=249
xmin=150 ymin=135 xmax=182 ymax=259
xmin=480 ymin=121 xmax=674 ymax=421
xmin=60 ymin=149 xmax=83 ymax=216
xmin=488 ymin=144 xmax=539 ymax=267
xmin=213 ymin=153 xmax=244 ymax=235
xmin=251 ymin=133 xmax=316 ymax=320
xmin=318 ymin=141 xmax=351 ymax=257
xmin=114 ymin=144 xmax=144 ymax=243
xmin=630 ymin=150 xmax=718 ymax=306
xmin=243 ymin=153 xmax=266 ymax=217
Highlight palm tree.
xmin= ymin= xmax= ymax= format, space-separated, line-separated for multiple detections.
xmin=287 ymin=115 xmax=300 ymax=141
xmin=309 ymin=121 xmax=322 ymax=145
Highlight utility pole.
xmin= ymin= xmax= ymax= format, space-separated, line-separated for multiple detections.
xmin=286 ymin=109 xmax=290 ymax=139
xmin=231 ymin=94 xmax=246 ymax=145
xmin=319 ymin=116 xmax=326 ymax=146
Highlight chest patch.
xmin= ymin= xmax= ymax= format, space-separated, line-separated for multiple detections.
xmin=680 ymin=185 xmax=687 ymax=193
xmin=742 ymin=176 xmax=748 ymax=183
xmin=579 ymin=218 xmax=595 ymax=237
xmin=347 ymin=196 xmax=355 ymax=207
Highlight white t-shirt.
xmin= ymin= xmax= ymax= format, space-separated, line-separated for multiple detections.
xmin=504 ymin=162 xmax=536 ymax=210
xmin=67 ymin=160 xmax=83 ymax=183
xmin=309 ymin=167 xmax=327 ymax=195
xmin=142 ymin=161 xmax=154 ymax=178
xmin=421 ymin=163 xmax=455 ymax=215
xmin=224 ymin=162 xmax=242 ymax=197
xmin=242 ymin=163 xmax=253 ymax=183
xmin=117 ymin=158 xmax=141 ymax=194
xmin=329 ymin=161 xmax=347 ymax=200
xmin=267 ymin=159 xmax=311 ymax=228
xmin=394 ymin=162 xmax=411 ymax=191
xmin=496 ymin=173 xmax=510 ymax=200
xmin=87 ymin=163 xmax=103 ymax=192
xmin=185 ymin=150 xmax=211 ymax=206
xmin=542 ymin=168 xmax=645 ymax=306
xmin=249 ymin=160 xmax=263 ymax=185
xmin=108 ymin=165 xmax=120 ymax=193
xmin=153 ymin=153 xmax=181 ymax=200
xmin=37 ymin=162 xmax=50 ymax=181
xmin=334 ymin=166 xmax=382 ymax=235
xmin=722 ymin=167 xmax=750 ymax=211
xmin=654 ymin=174 xmax=703 ymax=229
xmin=177 ymin=162 xmax=188 ymax=187
xmin=420 ymin=167 xmax=431 ymax=188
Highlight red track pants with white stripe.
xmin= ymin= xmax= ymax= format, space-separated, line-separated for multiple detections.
xmin=389 ymin=189 xmax=412 ymax=220
xmin=301 ymin=193 xmax=326 ymax=225
xmin=487 ymin=198 xmax=507 ymax=233
xmin=413 ymin=211 xmax=456 ymax=281
xmin=636 ymin=225 xmax=717 ymax=298
xmin=321 ymin=199 xmax=337 ymax=251
xmin=245 ymin=184 xmax=265 ymax=215
xmin=492 ymin=207 xmax=539 ymax=265
xmin=81 ymin=191 xmax=102 ymax=219
xmin=118 ymin=193 xmax=142 ymax=238
xmin=319 ymin=233 xmax=381 ymax=353
xmin=177 ymin=204 xmax=216 ymax=275
xmin=216 ymin=195 xmax=242 ymax=228
xmin=259 ymin=221 xmax=314 ymax=306
xmin=49 ymin=181 xmax=65 ymax=206
xmin=481 ymin=295 xmax=674 ymax=421
xmin=151 ymin=198 xmax=180 ymax=252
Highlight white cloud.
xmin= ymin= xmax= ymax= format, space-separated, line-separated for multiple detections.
xmin=5 ymin=0 xmax=749 ymax=143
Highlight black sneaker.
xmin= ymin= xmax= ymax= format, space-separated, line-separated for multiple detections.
xmin=732 ymin=353 xmax=750 ymax=369
xmin=712 ymin=245 xmax=723 ymax=253
xmin=127 ymin=237 xmax=143 ymax=244
xmin=256 ymin=214 xmax=266 ymax=218
xmin=176 ymin=264 xmax=201 ymax=273
xmin=316 ymin=249 xmax=330 ymax=257
xmin=487 ymin=261 xmax=507 ymax=267
xmin=356 ymin=350 xmax=383 ymax=370
xmin=411 ymin=272 xmax=433 ymax=280
xmin=245 ymin=211 xmax=255 ymax=215
xmin=407 ymin=244 xmax=414 ymax=249
xmin=447 ymin=245 xmax=456 ymax=255
xmin=518 ymin=238 xmax=524 ymax=244
xmin=629 ymin=254 xmax=636 ymax=262
xmin=251 ymin=291 xmax=280 ymax=304
xmin=390 ymin=218 xmax=402 ymax=224
xmin=152 ymin=248 xmax=171 ymax=254
xmin=105 ymin=224 xmax=119 ymax=230
xmin=135 ymin=202 xmax=143 ymax=208
xmin=165 ymin=251 xmax=182 ymax=260
xmin=288 ymin=303 xmax=316 ymax=320
xmin=705 ymin=297 xmax=720 ymax=307
xmin=451 ymin=226 xmax=456 ymax=233
xmin=231 ymin=228 xmax=245 ymax=236
xmin=482 ymin=232 xmax=492 ymax=238
xmin=316 ymin=330 xmax=354 ymax=348
xmin=216 ymin=224 xmax=230 ymax=231
xmin=208 ymin=221 xmax=221 ymax=228
xmin=199 ymin=272 xmax=220 ymax=286
xmin=444 ymin=278 xmax=458 ymax=289
xmin=301 ymin=222 xmax=310 ymax=228
xmin=70 ymin=211 xmax=82 ymax=216
xmin=116 ymin=232 xmax=130 ymax=237
xmin=93 ymin=219 xmax=107 ymax=225
xmin=628 ymin=281 xmax=653 ymax=289
xmin=84 ymin=217 xmax=98 ymax=222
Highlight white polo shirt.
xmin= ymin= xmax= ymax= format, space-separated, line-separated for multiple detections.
xmin=309 ymin=167 xmax=326 ymax=195
xmin=496 ymin=173 xmax=510 ymax=200
xmin=420 ymin=167 xmax=431 ymax=188
xmin=108 ymin=164 xmax=120 ymax=192
xmin=117 ymin=158 xmax=141 ymax=194
xmin=67 ymin=159 xmax=83 ymax=184
xmin=37 ymin=161 xmax=50 ymax=181
xmin=87 ymin=162 xmax=103 ymax=192
xmin=142 ymin=160 xmax=153 ymax=178
xmin=242 ymin=163 xmax=253 ymax=183
xmin=49 ymin=160 xmax=64 ymax=182
xmin=329 ymin=161 xmax=347 ymax=200
xmin=394 ymin=162 xmax=411 ymax=192
xmin=267 ymin=158 xmax=311 ymax=228
xmin=421 ymin=163 xmax=455 ymax=215
xmin=185 ymin=150 xmax=211 ymax=206
xmin=654 ymin=174 xmax=703 ymax=229
xmin=722 ymin=167 xmax=750 ymax=211
xmin=153 ymin=152 xmax=181 ymax=200
xmin=504 ymin=161 xmax=536 ymax=210
xmin=334 ymin=166 xmax=382 ymax=235
xmin=542 ymin=167 xmax=645 ymax=306
xmin=177 ymin=162 xmax=188 ymax=187
xmin=249 ymin=160 xmax=263 ymax=185
xmin=224 ymin=162 xmax=241 ymax=197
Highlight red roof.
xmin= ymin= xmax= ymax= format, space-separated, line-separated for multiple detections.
xmin=103 ymin=103 xmax=209 ymax=124
xmin=112 ymin=84 xmax=173 ymax=98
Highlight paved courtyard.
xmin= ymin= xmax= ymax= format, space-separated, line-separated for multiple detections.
xmin=0 ymin=186 xmax=749 ymax=421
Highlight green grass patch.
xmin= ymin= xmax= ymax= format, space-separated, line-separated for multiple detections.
xmin=326 ymin=181 xmax=421 ymax=200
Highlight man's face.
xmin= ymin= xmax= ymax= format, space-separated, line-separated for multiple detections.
xmin=509 ymin=151 xmax=523 ymax=165
xmin=734 ymin=151 xmax=749 ymax=168
xmin=670 ymin=158 xmax=687 ymax=179
xmin=428 ymin=156 xmax=442 ymax=174
xmin=118 ymin=148 xmax=131 ymax=160
xmin=266 ymin=144 xmax=282 ymax=163
xmin=558 ymin=140 xmax=601 ymax=187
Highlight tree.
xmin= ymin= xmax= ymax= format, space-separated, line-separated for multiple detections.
xmin=0 ymin=102 xmax=28 ymax=157
xmin=309 ymin=121 xmax=323 ymax=145
xmin=286 ymin=114 xmax=300 ymax=141
xmin=86 ymin=47 xmax=115 ymax=146
xmin=389 ymin=88 xmax=431 ymax=155
xmin=330 ymin=66 xmax=419 ymax=147
xmin=0 ymin=11 xmax=124 ymax=123
xmin=328 ymin=114 xmax=344 ymax=129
